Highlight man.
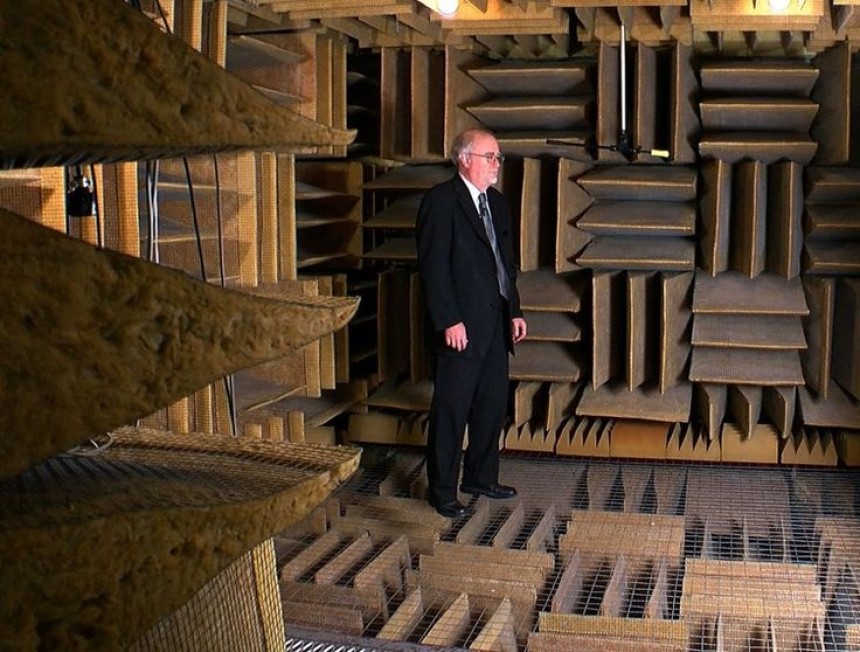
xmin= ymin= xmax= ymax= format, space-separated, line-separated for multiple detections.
xmin=416 ymin=127 xmax=528 ymax=518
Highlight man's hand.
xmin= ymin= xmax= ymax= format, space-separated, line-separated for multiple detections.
xmin=511 ymin=317 xmax=527 ymax=344
xmin=445 ymin=322 xmax=469 ymax=351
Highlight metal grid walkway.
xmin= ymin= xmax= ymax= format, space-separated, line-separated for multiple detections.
xmin=277 ymin=447 xmax=860 ymax=651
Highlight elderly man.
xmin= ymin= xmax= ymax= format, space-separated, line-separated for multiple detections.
xmin=416 ymin=127 xmax=527 ymax=518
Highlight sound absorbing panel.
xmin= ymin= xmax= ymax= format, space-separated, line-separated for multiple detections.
xmin=0 ymin=0 xmax=354 ymax=169
xmin=698 ymin=60 xmax=820 ymax=229
xmin=810 ymin=41 xmax=853 ymax=165
xmin=467 ymin=97 xmax=592 ymax=132
xmin=798 ymin=381 xmax=860 ymax=429
xmin=577 ymin=381 xmax=692 ymax=423
xmin=0 ymin=208 xmax=358 ymax=478
xmin=466 ymin=57 xmax=595 ymax=160
xmin=555 ymin=158 xmax=594 ymax=274
xmin=575 ymin=166 xmax=698 ymax=273
xmin=699 ymin=159 xmax=732 ymax=275
xmin=804 ymin=166 xmax=860 ymax=275
xmin=468 ymin=59 xmax=592 ymax=96
xmin=767 ymin=160 xmax=804 ymax=279
xmin=832 ymin=278 xmax=860 ymax=399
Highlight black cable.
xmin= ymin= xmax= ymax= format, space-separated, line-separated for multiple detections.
xmin=145 ymin=160 xmax=160 ymax=262
xmin=182 ymin=157 xmax=207 ymax=282
xmin=153 ymin=0 xmax=171 ymax=33
xmin=213 ymin=155 xmax=227 ymax=289
xmin=213 ymin=154 xmax=237 ymax=437
xmin=145 ymin=162 xmax=152 ymax=260
xmin=89 ymin=164 xmax=102 ymax=248
xmin=128 ymin=1 xmax=170 ymax=34
xmin=63 ymin=166 xmax=71 ymax=236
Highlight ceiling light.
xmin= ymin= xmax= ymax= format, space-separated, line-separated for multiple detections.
xmin=436 ymin=0 xmax=460 ymax=15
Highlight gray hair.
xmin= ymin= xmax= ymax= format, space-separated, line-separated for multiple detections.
xmin=450 ymin=128 xmax=495 ymax=166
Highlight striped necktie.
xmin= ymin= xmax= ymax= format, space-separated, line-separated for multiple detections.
xmin=478 ymin=192 xmax=509 ymax=299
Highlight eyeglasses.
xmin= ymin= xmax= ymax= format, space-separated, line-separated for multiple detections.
xmin=469 ymin=152 xmax=505 ymax=164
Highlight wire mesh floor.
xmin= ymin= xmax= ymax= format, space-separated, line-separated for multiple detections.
xmin=275 ymin=446 xmax=860 ymax=651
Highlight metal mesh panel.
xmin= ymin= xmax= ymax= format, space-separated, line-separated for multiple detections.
xmin=276 ymin=449 xmax=860 ymax=651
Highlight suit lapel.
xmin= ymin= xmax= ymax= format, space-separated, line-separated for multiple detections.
xmin=453 ymin=175 xmax=492 ymax=247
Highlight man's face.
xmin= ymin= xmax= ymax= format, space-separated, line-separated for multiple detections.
xmin=460 ymin=133 xmax=502 ymax=192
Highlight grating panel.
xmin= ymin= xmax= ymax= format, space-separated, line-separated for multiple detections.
xmin=275 ymin=450 xmax=860 ymax=651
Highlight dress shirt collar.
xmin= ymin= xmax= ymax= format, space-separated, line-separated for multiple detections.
xmin=459 ymin=173 xmax=488 ymax=212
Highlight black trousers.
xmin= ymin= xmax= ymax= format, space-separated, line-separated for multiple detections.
xmin=426 ymin=305 xmax=509 ymax=505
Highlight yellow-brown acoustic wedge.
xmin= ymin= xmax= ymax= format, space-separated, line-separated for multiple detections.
xmin=0 ymin=426 xmax=361 ymax=651
xmin=0 ymin=0 xmax=355 ymax=169
xmin=0 ymin=208 xmax=359 ymax=479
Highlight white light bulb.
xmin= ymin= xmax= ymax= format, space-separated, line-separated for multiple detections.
xmin=767 ymin=0 xmax=791 ymax=11
xmin=437 ymin=0 xmax=459 ymax=15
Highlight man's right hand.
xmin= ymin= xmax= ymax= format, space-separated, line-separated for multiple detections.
xmin=445 ymin=322 xmax=469 ymax=351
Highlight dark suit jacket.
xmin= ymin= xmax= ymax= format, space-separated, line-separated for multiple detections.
xmin=416 ymin=173 xmax=523 ymax=358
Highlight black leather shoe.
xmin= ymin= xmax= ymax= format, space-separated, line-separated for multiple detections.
xmin=432 ymin=500 xmax=467 ymax=518
xmin=459 ymin=483 xmax=517 ymax=499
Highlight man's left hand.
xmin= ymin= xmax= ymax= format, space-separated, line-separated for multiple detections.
xmin=511 ymin=317 xmax=527 ymax=344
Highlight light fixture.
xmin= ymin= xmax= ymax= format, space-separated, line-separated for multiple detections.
xmin=415 ymin=0 xmax=460 ymax=16
xmin=767 ymin=0 xmax=791 ymax=10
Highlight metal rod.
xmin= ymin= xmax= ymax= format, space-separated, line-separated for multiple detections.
xmin=620 ymin=22 xmax=627 ymax=133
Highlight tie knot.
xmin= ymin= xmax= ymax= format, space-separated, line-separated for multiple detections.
xmin=478 ymin=193 xmax=487 ymax=213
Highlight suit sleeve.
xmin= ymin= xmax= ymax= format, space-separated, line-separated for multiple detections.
xmin=416 ymin=187 xmax=461 ymax=331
